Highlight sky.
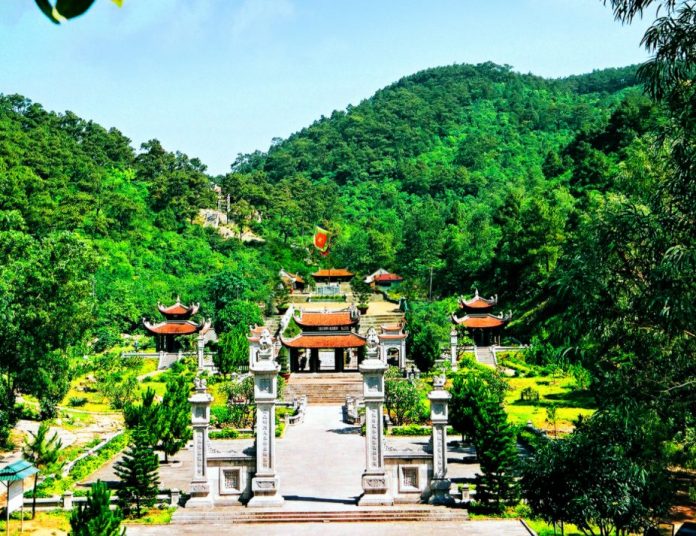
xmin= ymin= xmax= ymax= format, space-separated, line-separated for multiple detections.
xmin=0 ymin=1 xmax=652 ymax=175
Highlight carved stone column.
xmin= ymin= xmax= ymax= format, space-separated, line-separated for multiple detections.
xmin=358 ymin=328 xmax=393 ymax=506
xmin=248 ymin=329 xmax=284 ymax=507
xmin=450 ymin=328 xmax=458 ymax=366
xmin=187 ymin=377 xmax=213 ymax=507
xmin=428 ymin=374 xmax=454 ymax=505
xmin=197 ymin=335 xmax=205 ymax=371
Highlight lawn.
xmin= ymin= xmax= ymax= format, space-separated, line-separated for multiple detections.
xmin=504 ymin=376 xmax=595 ymax=433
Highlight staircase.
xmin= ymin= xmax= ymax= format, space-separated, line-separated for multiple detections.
xmin=474 ymin=346 xmax=496 ymax=367
xmin=358 ymin=313 xmax=405 ymax=334
xmin=172 ymin=506 xmax=469 ymax=524
xmin=284 ymin=373 xmax=363 ymax=404
xmin=263 ymin=316 xmax=282 ymax=336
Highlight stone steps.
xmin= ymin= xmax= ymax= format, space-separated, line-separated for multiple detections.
xmin=173 ymin=507 xmax=469 ymax=524
xmin=285 ymin=373 xmax=363 ymax=404
xmin=474 ymin=346 xmax=496 ymax=367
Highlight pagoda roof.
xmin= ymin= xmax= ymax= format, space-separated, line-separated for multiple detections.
xmin=373 ymin=273 xmax=403 ymax=283
xmin=295 ymin=308 xmax=359 ymax=328
xmin=459 ymin=289 xmax=497 ymax=309
xmin=248 ymin=325 xmax=274 ymax=343
xmin=157 ymin=298 xmax=200 ymax=317
xmin=312 ymin=268 xmax=354 ymax=278
xmin=143 ymin=319 xmax=210 ymax=335
xmin=381 ymin=323 xmax=404 ymax=331
xmin=452 ymin=313 xmax=507 ymax=329
xmin=281 ymin=332 xmax=366 ymax=349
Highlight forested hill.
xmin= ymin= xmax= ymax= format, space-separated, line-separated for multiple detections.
xmin=0 ymin=62 xmax=662 ymax=351
xmin=222 ymin=62 xmax=660 ymax=335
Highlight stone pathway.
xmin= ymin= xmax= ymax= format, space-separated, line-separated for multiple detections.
xmin=276 ymin=404 xmax=364 ymax=510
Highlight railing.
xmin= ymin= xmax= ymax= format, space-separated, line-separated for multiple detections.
xmin=25 ymin=489 xmax=181 ymax=511
xmin=285 ymin=395 xmax=307 ymax=425
xmin=62 ymin=432 xmax=123 ymax=477
xmin=344 ymin=396 xmax=364 ymax=425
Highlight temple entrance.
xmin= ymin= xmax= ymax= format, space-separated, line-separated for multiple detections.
xmin=290 ymin=348 xmax=361 ymax=373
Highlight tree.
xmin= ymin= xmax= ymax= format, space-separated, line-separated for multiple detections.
xmin=385 ymin=376 xmax=421 ymax=425
xmin=350 ymin=274 xmax=373 ymax=308
xmin=410 ymin=323 xmax=441 ymax=372
xmin=215 ymin=328 xmax=249 ymax=379
xmin=473 ymin=397 xmax=520 ymax=512
xmin=157 ymin=376 xmax=192 ymax=463
xmin=23 ymin=421 xmax=63 ymax=519
xmin=69 ymin=480 xmax=125 ymax=536
xmin=114 ymin=427 xmax=160 ymax=518
xmin=450 ymin=367 xmax=517 ymax=511
xmin=123 ymin=387 xmax=160 ymax=448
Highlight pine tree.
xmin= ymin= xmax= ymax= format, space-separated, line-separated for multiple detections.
xmin=23 ymin=421 xmax=63 ymax=519
xmin=158 ymin=375 xmax=192 ymax=463
xmin=473 ymin=397 xmax=520 ymax=512
xmin=114 ymin=427 xmax=160 ymax=517
xmin=69 ymin=480 xmax=125 ymax=536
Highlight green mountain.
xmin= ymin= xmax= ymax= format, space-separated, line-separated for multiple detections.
xmin=0 ymin=62 xmax=661 ymax=347
xmin=221 ymin=62 xmax=659 ymax=335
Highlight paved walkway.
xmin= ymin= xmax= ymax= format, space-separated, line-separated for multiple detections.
xmin=126 ymin=519 xmax=532 ymax=535
xmin=276 ymin=405 xmax=364 ymax=510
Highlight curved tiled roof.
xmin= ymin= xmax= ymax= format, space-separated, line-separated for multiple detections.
xmin=373 ymin=273 xmax=403 ymax=283
xmin=295 ymin=310 xmax=359 ymax=327
xmin=312 ymin=268 xmax=354 ymax=278
xmin=281 ymin=333 xmax=366 ymax=349
xmin=452 ymin=314 xmax=506 ymax=329
xmin=459 ymin=290 xmax=497 ymax=310
xmin=143 ymin=319 xmax=207 ymax=335
xmin=157 ymin=299 xmax=200 ymax=317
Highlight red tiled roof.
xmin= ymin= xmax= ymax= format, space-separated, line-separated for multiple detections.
xmin=295 ymin=311 xmax=358 ymax=327
xmin=143 ymin=320 xmax=203 ymax=335
xmin=381 ymin=323 xmax=404 ymax=331
xmin=312 ymin=268 xmax=354 ymax=278
xmin=157 ymin=301 xmax=200 ymax=317
xmin=454 ymin=314 xmax=505 ymax=329
xmin=281 ymin=333 xmax=366 ymax=349
xmin=373 ymin=273 xmax=403 ymax=283
xmin=460 ymin=291 xmax=496 ymax=309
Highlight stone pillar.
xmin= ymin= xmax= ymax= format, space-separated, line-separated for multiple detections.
xmin=428 ymin=374 xmax=454 ymax=505
xmin=358 ymin=328 xmax=393 ymax=506
xmin=248 ymin=330 xmax=284 ymax=507
xmin=450 ymin=328 xmax=458 ymax=366
xmin=62 ymin=491 xmax=73 ymax=511
xmin=187 ymin=377 xmax=213 ymax=507
xmin=400 ymin=339 xmax=407 ymax=370
xmin=197 ymin=335 xmax=205 ymax=371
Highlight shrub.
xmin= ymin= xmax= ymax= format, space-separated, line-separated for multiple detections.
xmin=68 ymin=397 xmax=89 ymax=407
xmin=209 ymin=428 xmax=239 ymax=440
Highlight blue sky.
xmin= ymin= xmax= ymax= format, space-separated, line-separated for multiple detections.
xmin=0 ymin=1 xmax=651 ymax=175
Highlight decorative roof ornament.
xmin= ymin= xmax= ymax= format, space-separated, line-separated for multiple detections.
xmin=259 ymin=329 xmax=272 ymax=352
xmin=433 ymin=374 xmax=446 ymax=390
xmin=366 ymin=327 xmax=379 ymax=351
xmin=194 ymin=376 xmax=207 ymax=392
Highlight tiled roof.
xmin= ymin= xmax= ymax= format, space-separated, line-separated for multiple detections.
xmin=143 ymin=320 xmax=203 ymax=335
xmin=295 ymin=311 xmax=358 ymax=327
xmin=312 ymin=268 xmax=354 ymax=278
xmin=157 ymin=300 xmax=200 ymax=317
xmin=460 ymin=290 xmax=497 ymax=309
xmin=453 ymin=314 xmax=505 ymax=329
xmin=373 ymin=273 xmax=403 ymax=283
xmin=281 ymin=333 xmax=366 ymax=349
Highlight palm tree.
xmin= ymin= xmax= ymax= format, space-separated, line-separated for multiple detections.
xmin=22 ymin=421 xmax=63 ymax=519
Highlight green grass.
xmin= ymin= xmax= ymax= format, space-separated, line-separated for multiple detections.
xmin=504 ymin=376 xmax=595 ymax=432
xmin=125 ymin=507 xmax=176 ymax=525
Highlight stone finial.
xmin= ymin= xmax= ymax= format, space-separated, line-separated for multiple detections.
xmin=259 ymin=329 xmax=272 ymax=352
xmin=194 ymin=376 xmax=207 ymax=392
xmin=366 ymin=328 xmax=379 ymax=350
xmin=433 ymin=374 xmax=446 ymax=389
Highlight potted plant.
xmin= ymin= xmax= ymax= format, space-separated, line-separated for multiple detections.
xmin=278 ymin=347 xmax=291 ymax=379
xmin=351 ymin=274 xmax=373 ymax=314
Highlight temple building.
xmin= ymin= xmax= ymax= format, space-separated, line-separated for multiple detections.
xmin=378 ymin=322 xmax=408 ymax=369
xmin=365 ymin=268 xmax=404 ymax=288
xmin=312 ymin=268 xmax=354 ymax=283
xmin=143 ymin=298 xmax=211 ymax=353
xmin=280 ymin=306 xmax=366 ymax=372
xmin=451 ymin=290 xmax=509 ymax=346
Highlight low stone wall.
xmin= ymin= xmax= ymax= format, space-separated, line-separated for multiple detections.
xmin=384 ymin=438 xmax=433 ymax=504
